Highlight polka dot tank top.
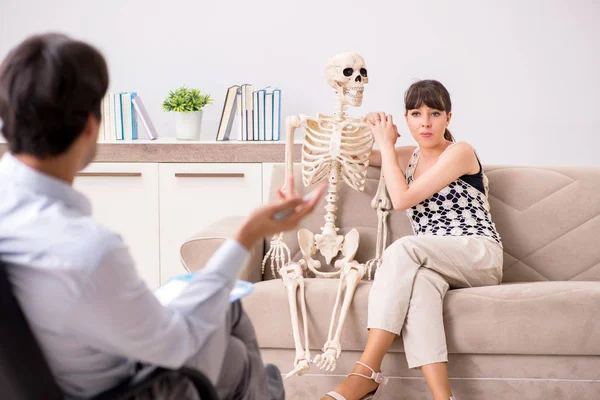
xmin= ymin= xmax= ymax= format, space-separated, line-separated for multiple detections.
xmin=404 ymin=145 xmax=502 ymax=246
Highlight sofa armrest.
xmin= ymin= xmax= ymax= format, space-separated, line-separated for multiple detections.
xmin=179 ymin=216 xmax=264 ymax=283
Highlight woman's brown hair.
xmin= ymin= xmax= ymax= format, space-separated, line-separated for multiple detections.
xmin=404 ymin=80 xmax=455 ymax=142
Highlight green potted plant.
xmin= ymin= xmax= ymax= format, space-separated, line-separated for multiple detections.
xmin=163 ymin=85 xmax=213 ymax=140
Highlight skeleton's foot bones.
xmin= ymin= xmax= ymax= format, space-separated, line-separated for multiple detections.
xmin=314 ymin=340 xmax=342 ymax=372
xmin=284 ymin=356 xmax=311 ymax=379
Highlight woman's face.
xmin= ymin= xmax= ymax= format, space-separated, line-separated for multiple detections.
xmin=404 ymin=104 xmax=452 ymax=147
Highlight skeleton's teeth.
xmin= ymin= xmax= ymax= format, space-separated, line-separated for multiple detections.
xmin=344 ymin=89 xmax=363 ymax=98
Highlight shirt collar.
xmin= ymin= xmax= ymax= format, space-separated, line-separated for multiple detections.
xmin=0 ymin=152 xmax=92 ymax=215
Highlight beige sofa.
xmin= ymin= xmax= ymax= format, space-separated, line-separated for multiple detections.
xmin=181 ymin=164 xmax=600 ymax=400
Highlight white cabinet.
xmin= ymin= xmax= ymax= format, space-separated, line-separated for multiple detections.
xmin=74 ymin=163 xmax=160 ymax=288
xmin=158 ymin=163 xmax=263 ymax=283
xmin=262 ymin=163 xmax=277 ymax=203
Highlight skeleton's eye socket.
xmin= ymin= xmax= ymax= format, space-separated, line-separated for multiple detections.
xmin=360 ymin=68 xmax=368 ymax=77
xmin=343 ymin=68 xmax=354 ymax=77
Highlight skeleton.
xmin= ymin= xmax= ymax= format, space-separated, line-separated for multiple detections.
xmin=262 ymin=53 xmax=392 ymax=378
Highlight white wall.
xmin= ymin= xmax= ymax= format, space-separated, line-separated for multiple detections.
xmin=1 ymin=0 xmax=598 ymax=165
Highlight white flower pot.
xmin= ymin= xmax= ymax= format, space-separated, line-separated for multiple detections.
xmin=175 ymin=110 xmax=203 ymax=140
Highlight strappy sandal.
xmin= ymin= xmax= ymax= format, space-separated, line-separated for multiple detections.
xmin=324 ymin=361 xmax=389 ymax=400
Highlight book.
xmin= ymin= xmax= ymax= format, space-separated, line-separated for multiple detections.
xmin=98 ymin=97 xmax=105 ymax=142
xmin=257 ymin=88 xmax=266 ymax=141
xmin=253 ymin=90 xmax=259 ymax=141
xmin=235 ymin=88 xmax=243 ymax=140
xmin=102 ymin=95 xmax=111 ymax=142
xmin=130 ymin=93 xmax=139 ymax=140
xmin=108 ymin=94 xmax=116 ymax=141
xmin=265 ymin=91 xmax=273 ymax=141
xmin=121 ymin=92 xmax=134 ymax=141
xmin=272 ymin=88 xmax=281 ymax=140
xmin=132 ymin=96 xmax=159 ymax=140
xmin=216 ymin=85 xmax=240 ymax=141
xmin=240 ymin=84 xmax=255 ymax=140
xmin=245 ymin=84 xmax=254 ymax=140
xmin=113 ymin=93 xmax=124 ymax=140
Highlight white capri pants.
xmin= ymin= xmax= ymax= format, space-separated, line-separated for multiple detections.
xmin=367 ymin=234 xmax=503 ymax=369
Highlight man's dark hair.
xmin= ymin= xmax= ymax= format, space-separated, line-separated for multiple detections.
xmin=0 ymin=33 xmax=109 ymax=157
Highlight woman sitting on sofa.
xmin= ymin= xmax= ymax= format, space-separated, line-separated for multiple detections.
xmin=322 ymin=79 xmax=504 ymax=400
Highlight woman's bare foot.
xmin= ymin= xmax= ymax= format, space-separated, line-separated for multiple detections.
xmin=320 ymin=363 xmax=380 ymax=400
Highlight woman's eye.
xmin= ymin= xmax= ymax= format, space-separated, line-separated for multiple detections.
xmin=411 ymin=112 xmax=420 ymax=117
xmin=432 ymin=111 xmax=441 ymax=116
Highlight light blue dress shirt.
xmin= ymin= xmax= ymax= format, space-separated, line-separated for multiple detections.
xmin=0 ymin=153 xmax=249 ymax=398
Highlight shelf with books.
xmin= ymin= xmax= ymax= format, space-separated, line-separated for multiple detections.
xmin=216 ymin=84 xmax=282 ymax=141
xmin=98 ymin=92 xmax=159 ymax=142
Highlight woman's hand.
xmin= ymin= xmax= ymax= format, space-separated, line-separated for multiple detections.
xmin=368 ymin=112 xmax=400 ymax=148
xmin=234 ymin=176 xmax=325 ymax=250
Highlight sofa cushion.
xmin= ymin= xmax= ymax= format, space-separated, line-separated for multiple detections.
xmin=243 ymin=279 xmax=600 ymax=356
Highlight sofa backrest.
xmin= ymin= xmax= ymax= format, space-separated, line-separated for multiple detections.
xmin=265 ymin=164 xmax=600 ymax=283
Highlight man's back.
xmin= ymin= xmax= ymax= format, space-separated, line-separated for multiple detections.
xmin=0 ymin=32 xmax=314 ymax=399
xmin=0 ymin=153 xmax=136 ymax=396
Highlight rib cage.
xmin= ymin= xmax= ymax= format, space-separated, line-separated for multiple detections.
xmin=301 ymin=114 xmax=372 ymax=191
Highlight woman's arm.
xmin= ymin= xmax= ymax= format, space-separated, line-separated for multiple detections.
xmin=370 ymin=146 xmax=415 ymax=169
xmin=381 ymin=141 xmax=477 ymax=210
xmin=368 ymin=112 xmax=477 ymax=211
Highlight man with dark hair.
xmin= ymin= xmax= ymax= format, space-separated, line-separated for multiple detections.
xmin=0 ymin=33 xmax=322 ymax=400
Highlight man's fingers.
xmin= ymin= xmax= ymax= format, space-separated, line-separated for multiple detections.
xmin=276 ymin=188 xmax=286 ymax=200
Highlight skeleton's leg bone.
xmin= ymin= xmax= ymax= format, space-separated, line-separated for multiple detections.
xmin=315 ymin=261 xmax=367 ymax=372
xmin=326 ymin=272 xmax=347 ymax=344
xmin=280 ymin=262 xmax=311 ymax=378
xmin=365 ymin=168 xmax=392 ymax=279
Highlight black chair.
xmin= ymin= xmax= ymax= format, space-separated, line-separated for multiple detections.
xmin=0 ymin=261 xmax=219 ymax=400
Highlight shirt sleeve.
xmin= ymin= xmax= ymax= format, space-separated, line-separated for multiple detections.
xmin=64 ymin=238 xmax=249 ymax=368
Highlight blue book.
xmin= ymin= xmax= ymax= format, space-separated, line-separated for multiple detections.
xmin=130 ymin=92 xmax=139 ymax=140
xmin=120 ymin=92 xmax=138 ymax=141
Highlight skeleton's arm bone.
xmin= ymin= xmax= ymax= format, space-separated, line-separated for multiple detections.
xmin=285 ymin=115 xmax=303 ymax=191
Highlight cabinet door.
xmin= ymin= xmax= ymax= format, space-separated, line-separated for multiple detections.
xmin=159 ymin=163 xmax=262 ymax=283
xmin=74 ymin=163 xmax=160 ymax=288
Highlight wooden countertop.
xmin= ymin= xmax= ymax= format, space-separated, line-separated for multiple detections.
xmin=0 ymin=140 xmax=302 ymax=163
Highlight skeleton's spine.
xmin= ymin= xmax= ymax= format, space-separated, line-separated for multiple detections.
xmin=334 ymin=94 xmax=348 ymax=122
xmin=322 ymin=163 xmax=341 ymax=235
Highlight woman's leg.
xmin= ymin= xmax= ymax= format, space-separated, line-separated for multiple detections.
xmin=320 ymin=328 xmax=396 ymax=400
xmin=403 ymin=268 xmax=452 ymax=399
xmin=324 ymin=235 xmax=502 ymax=399
xmin=421 ymin=362 xmax=452 ymax=400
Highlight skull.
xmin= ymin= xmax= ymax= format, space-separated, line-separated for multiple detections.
xmin=325 ymin=52 xmax=368 ymax=107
